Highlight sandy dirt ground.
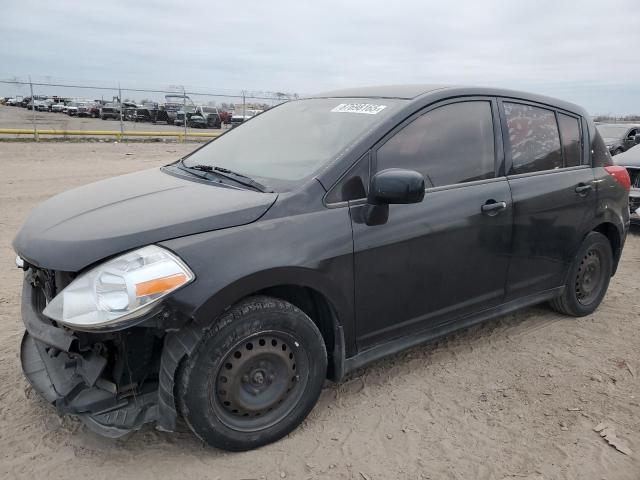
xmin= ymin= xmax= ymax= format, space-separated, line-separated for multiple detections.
xmin=0 ymin=142 xmax=639 ymax=480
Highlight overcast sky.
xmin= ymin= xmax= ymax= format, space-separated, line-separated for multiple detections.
xmin=2 ymin=0 xmax=639 ymax=114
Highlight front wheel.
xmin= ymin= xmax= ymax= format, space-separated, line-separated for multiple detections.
xmin=549 ymin=232 xmax=613 ymax=316
xmin=177 ymin=296 xmax=327 ymax=451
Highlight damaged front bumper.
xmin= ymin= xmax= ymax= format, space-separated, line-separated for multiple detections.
xmin=630 ymin=190 xmax=639 ymax=224
xmin=20 ymin=274 xmax=161 ymax=438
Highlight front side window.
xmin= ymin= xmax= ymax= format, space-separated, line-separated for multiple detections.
xmin=376 ymin=101 xmax=496 ymax=187
xmin=504 ymin=102 xmax=562 ymax=174
xmin=557 ymin=113 xmax=582 ymax=167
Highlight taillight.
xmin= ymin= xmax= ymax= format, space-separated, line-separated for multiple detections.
xmin=604 ymin=165 xmax=631 ymax=191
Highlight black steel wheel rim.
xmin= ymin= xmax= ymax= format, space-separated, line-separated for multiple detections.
xmin=575 ymin=247 xmax=605 ymax=305
xmin=211 ymin=331 xmax=309 ymax=432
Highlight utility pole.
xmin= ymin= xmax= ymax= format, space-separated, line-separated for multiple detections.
xmin=118 ymin=82 xmax=124 ymax=140
xmin=182 ymin=85 xmax=187 ymax=143
xmin=29 ymin=76 xmax=37 ymax=141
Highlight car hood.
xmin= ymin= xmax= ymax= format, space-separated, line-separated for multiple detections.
xmin=602 ymin=137 xmax=620 ymax=145
xmin=13 ymin=167 xmax=278 ymax=271
xmin=615 ymin=145 xmax=640 ymax=167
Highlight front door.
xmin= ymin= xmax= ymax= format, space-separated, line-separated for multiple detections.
xmin=351 ymin=99 xmax=513 ymax=350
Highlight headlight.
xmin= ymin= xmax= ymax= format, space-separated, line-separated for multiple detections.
xmin=43 ymin=245 xmax=194 ymax=329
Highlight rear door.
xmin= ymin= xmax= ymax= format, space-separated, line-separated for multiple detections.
xmin=350 ymin=98 xmax=514 ymax=349
xmin=499 ymin=100 xmax=596 ymax=300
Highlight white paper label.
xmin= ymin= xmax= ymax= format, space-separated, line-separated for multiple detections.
xmin=331 ymin=103 xmax=387 ymax=115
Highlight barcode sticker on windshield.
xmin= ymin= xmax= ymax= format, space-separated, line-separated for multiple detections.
xmin=331 ymin=103 xmax=387 ymax=115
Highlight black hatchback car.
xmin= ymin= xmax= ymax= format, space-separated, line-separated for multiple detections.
xmin=14 ymin=85 xmax=630 ymax=451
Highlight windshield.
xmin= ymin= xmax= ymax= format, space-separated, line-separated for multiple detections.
xmin=597 ymin=124 xmax=630 ymax=138
xmin=183 ymin=98 xmax=404 ymax=186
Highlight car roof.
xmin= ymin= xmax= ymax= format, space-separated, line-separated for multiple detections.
xmin=312 ymin=84 xmax=451 ymax=99
xmin=615 ymin=145 xmax=640 ymax=167
xmin=310 ymin=84 xmax=587 ymax=115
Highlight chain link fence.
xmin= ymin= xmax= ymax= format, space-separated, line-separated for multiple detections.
xmin=0 ymin=75 xmax=302 ymax=141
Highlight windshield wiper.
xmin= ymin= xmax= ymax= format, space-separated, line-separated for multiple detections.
xmin=175 ymin=161 xmax=214 ymax=181
xmin=181 ymin=162 xmax=272 ymax=193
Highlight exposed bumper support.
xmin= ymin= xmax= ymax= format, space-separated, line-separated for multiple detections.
xmin=20 ymin=278 xmax=160 ymax=437
xmin=21 ymin=331 xmax=158 ymax=437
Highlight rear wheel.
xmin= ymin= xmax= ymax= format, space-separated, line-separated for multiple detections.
xmin=549 ymin=232 xmax=612 ymax=316
xmin=177 ymin=296 xmax=327 ymax=451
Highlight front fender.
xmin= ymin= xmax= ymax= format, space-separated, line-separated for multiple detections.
xmin=155 ymin=202 xmax=355 ymax=431
xmin=190 ymin=266 xmax=348 ymax=328
xmin=160 ymin=200 xmax=355 ymax=339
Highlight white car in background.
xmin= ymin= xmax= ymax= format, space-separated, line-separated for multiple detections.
xmin=66 ymin=103 xmax=79 ymax=116
xmin=230 ymin=108 xmax=263 ymax=127
xmin=33 ymin=100 xmax=49 ymax=111
xmin=613 ymin=146 xmax=640 ymax=224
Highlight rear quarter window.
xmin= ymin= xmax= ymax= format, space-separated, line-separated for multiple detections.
xmin=557 ymin=113 xmax=582 ymax=167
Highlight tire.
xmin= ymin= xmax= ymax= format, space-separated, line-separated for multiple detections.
xmin=177 ymin=295 xmax=327 ymax=451
xmin=614 ymin=148 xmax=623 ymax=156
xmin=549 ymin=231 xmax=613 ymax=316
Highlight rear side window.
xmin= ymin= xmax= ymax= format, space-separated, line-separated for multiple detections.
xmin=504 ymin=102 xmax=562 ymax=175
xmin=377 ymin=101 xmax=495 ymax=187
xmin=557 ymin=113 xmax=582 ymax=167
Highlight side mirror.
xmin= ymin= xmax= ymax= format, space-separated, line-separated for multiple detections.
xmin=362 ymin=169 xmax=425 ymax=226
xmin=368 ymin=168 xmax=425 ymax=205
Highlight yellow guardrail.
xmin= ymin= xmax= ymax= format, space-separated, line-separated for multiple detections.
xmin=0 ymin=128 xmax=222 ymax=141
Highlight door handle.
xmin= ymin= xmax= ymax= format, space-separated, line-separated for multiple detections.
xmin=575 ymin=183 xmax=593 ymax=194
xmin=481 ymin=200 xmax=507 ymax=215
